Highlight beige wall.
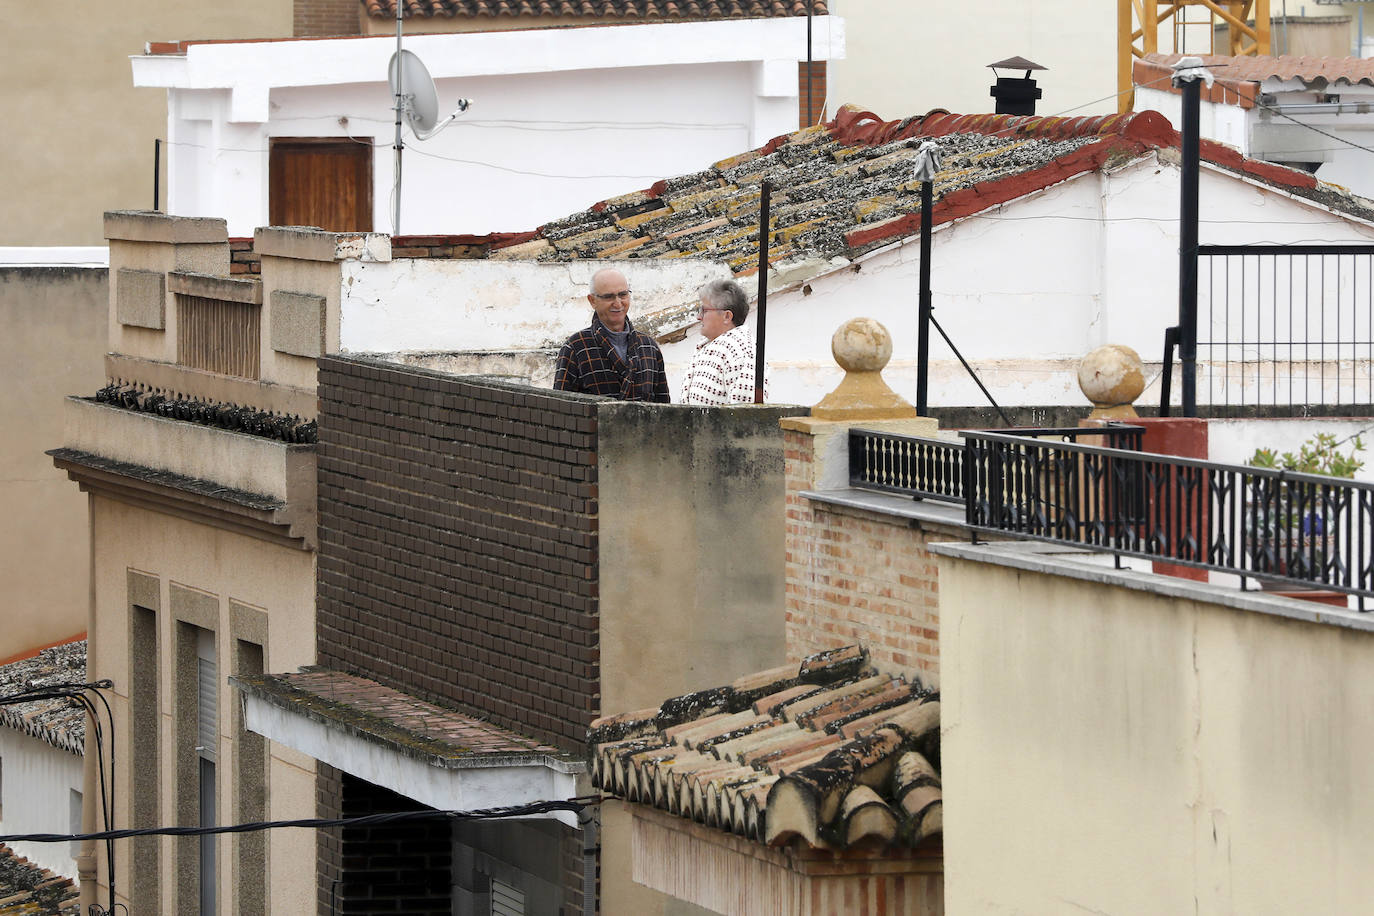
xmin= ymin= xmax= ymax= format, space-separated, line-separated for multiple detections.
xmin=92 ymin=496 xmax=316 ymax=914
xmin=597 ymin=403 xmax=806 ymax=716
xmin=596 ymin=403 xmax=803 ymax=916
xmin=936 ymin=542 xmax=1374 ymax=914
xmin=1 ymin=2 xmax=290 ymax=247
xmin=0 ymin=267 xmax=107 ymax=659
xmin=827 ymin=0 xmax=1117 ymax=120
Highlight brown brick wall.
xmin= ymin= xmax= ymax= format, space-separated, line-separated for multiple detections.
xmin=294 ymin=0 xmax=361 ymax=37
xmin=315 ymin=766 xmax=452 ymax=915
xmin=783 ymin=428 xmax=942 ymax=680
xmin=316 ymin=356 xmax=600 ymax=750
xmin=316 ymin=762 xmax=344 ymax=916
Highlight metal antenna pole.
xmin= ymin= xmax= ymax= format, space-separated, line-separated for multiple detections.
xmin=806 ymin=4 xmax=813 ymax=125
xmin=393 ymin=0 xmax=404 ymax=236
xmin=912 ymin=141 xmax=941 ymax=415
xmin=754 ymin=180 xmax=772 ymax=403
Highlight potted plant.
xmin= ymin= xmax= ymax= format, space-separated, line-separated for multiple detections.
xmin=1246 ymin=432 xmax=1364 ymax=595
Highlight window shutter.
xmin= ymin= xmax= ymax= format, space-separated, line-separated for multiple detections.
xmin=490 ymin=878 xmax=524 ymax=916
xmin=198 ymin=655 xmax=217 ymax=760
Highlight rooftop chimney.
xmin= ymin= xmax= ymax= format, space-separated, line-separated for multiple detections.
xmin=988 ymin=56 xmax=1046 ymax=116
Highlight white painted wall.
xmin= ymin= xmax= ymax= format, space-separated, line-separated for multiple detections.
xmin=673 ymin=154 xmax=1374 ymax=409
xmin=825 ymin=0 xmax=1117 ymax=121
xmin=339 ymin=152 xmax=1374 ymax=409
xmin=1207 ymin=417 xmax=1374 ymax=483
xmin=1135 ymin=88 xmax=1252 ymax=153
xmin=134 ymin=19 xmax=844 ymax=237
xmin=339 ymin=258 xmax=732 ymax=352
xmin=0 ymin=728 xmax=83 ymax=879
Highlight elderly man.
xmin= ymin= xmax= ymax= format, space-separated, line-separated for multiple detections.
xmin=554 ymin=267 xmax=670 ymax=402
xmin=682 ymin=278 xmax=766 ymax=405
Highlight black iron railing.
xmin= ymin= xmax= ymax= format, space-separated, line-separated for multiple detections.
xmin=962 ymin=431 xmax=1374 ymax=600
xmin=848 ymin=426 xmax=1143 ymax=505
xmin=1196 ymin=245 xmax=1374 ymax=411
xmin=846 ymin=426 xmax=1374 ymax=601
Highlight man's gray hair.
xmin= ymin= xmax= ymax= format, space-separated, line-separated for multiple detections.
xmin=699 ymin=278 xmax=748 ymax=326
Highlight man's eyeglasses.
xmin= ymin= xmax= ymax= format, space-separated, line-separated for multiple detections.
xmin=697 ymin=306 xmax=731 ymax=317
xmin=593 ymin=290 xmax=632 ymax=302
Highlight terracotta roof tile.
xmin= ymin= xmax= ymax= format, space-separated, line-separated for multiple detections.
xmin=0 ymin=640 xmax=86 ymax=756
xmin=365 ymin=0 xmax=825 ymax=20
xmin=1143 ymin=52 xmax=1374 ymax=89
xmin=0 ymin=844 xmax=80 ymax=915
xmin=482 ymin=102 xmax=1368 ymax=313
xmin=588 ymin=644 xmax=940 ymax=852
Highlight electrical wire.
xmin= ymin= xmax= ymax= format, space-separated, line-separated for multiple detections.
xmin=0 ymin=797 xmax=601 ymax=845
xmin=1 ymin=679 xmax=119 ymax=913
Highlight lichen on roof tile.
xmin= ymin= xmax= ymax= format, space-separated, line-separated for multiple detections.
xmin=588 ymin=644 xmax=940 ymax=852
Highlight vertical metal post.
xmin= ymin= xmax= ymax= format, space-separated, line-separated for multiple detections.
xmin=1177 ymin=63 xmax=1202 ymax=418
xmin=754 ymin=180 xmax=771 ymax=404
xmin=393 ymin=0 xmax=404 ymax=236
xmin=153 ymin=138 xmax=162 ymax=211
xmin=805 ymin=5 xmax=813 ymax=126
xmin=917 ymin=178 xmax=933 ymax=415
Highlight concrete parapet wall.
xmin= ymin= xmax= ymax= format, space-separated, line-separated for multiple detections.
xmin=63 ymin=397 xmax=310 ymax=502
xmin=935 ymin=540 xmax=1374 ymax=914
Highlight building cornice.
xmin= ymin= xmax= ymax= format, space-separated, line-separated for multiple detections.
xmin=49 ymin=447 xmax=314 ymax=550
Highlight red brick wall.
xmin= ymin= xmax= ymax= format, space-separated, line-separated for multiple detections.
xmin=295 ymin=0 xmax=360 ymax=37
xmin=783 ymin=428 xmax=947 ymax=681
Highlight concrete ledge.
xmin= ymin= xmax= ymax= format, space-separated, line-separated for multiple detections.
xmin=254 ymin=226 xmax=390 ymax=263
xmin=929 ymin=539 xmax=1374 ymax=633
xmin=168 ymin=270 xmax=263 ymax=305
xmin=802 ymin=487 xmax=969 ymax=537
xmin=63 ymin=397 xmax=309 ymax=502
xmin=105 ymin=355 xmax=316 ymax=418
xmin=104 ymin=211 xmax=227 ymax=245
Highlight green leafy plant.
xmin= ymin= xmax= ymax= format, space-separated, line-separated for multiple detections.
xmin=1245 ymin=432 xmax=1365 ymax=580
xmin=1248 ymin=432 xmax=1365 ymax=479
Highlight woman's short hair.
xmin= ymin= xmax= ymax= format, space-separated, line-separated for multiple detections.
xmin=698 ymin=278 xmax=749 ymax=326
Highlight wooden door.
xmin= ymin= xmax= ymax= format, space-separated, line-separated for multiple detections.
xmin=269 ymin=139 xmax=372 ymax=232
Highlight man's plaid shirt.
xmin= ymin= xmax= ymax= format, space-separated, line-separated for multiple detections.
xmin=553 ymin=315 xmax=671 ymax=402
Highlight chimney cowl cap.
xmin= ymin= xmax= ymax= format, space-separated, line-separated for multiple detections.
xmin=988 ymin=56 xmax=1047 ymax=72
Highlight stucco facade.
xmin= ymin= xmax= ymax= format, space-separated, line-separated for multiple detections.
xmin=0 ymin=266 xmax=107 ymax=660
xmin=935 ymin=540 xmax=1374 ymax=914
xmin=1 ymin=1 xmax=289 ymax=247
xmin=52 ymin=212 xmax=325 ymax=913
xmin=132 ymin=18 xmax=844 ymax=238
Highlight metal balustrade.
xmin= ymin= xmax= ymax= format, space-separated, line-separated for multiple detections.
xmin=847 ymin=426 xmax=1374 ymax=602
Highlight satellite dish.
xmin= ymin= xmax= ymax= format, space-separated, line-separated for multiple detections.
xmin=389 ymin=50 xmax=440 ymax=137
xmin=388 ymin=50 xmax=470 ymax=140
xmin=386 ymin=28 xmax=470 ymax=234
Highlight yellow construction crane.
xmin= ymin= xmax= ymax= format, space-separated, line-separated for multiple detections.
xmin=1119 ymin=0 xmax=1272 ymax=112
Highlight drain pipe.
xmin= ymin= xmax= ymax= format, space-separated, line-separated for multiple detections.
xmin=77 ymin=493 xmax=99 ymax=912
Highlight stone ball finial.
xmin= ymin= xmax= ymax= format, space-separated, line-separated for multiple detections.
xmin=812 ymin=318 xmax=917 ymax=420
xmin=832 ymin=317 xmax=893 ymax=373
xmin=1078 ymin=344 xmax=1145 ymax=419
